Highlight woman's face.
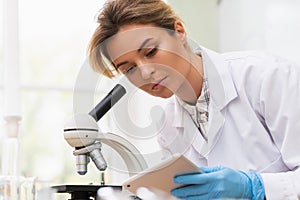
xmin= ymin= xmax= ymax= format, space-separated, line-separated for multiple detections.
xmin=106 ymin=23 xmax=194 ymax=98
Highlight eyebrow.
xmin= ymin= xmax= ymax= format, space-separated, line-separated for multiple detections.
xmin=138 ymin=38 xmax=153 ymax=52
xmin=115 ymin=38 xmax=153 ymax=69
xmin=116 ymin=61 xmax=128 ymax=68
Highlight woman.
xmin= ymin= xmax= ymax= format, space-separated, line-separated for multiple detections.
xmin=87 ymin=0 xmax=300 ymax=199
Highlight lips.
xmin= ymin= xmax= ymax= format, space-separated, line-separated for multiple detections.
xmin=152 ymin=76 xmax=167 ymax=90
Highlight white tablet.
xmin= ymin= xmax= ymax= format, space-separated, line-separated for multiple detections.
xmin=122 ymin=154 xmax=202 ymax=197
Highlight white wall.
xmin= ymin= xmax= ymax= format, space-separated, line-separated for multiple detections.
xmin=168 ymin=0 xmax=219 ymax=50
xmin=218 ymin=0 xmax=300 ymax=64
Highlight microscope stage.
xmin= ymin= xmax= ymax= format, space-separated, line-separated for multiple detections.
xmin=52 ymin=184 xmax=121 ymax=199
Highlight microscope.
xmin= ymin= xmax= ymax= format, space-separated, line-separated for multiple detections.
xmin=53 ymin=84 xmax=148 ymax=199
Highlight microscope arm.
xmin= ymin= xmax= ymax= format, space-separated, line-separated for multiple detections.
xmin=65 ymin=84 xmax=148 ymax=176
xmin=96 ymin=132 xmax=148 ymax=176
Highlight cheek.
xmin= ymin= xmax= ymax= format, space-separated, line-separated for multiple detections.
xmin=162 ymin=55 xmax=191 ymax=80
xmin=126 ymin=73 xmax=149 ymax=88
xmin=157 ymin=48 xmax=190 ymax=74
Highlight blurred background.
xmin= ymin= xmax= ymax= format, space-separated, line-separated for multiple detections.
xmin=0 ymin=0 xmax=300 ymax=196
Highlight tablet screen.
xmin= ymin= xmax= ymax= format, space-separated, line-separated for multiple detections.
xmin=122 ymin=154 xmax=202 ymax=197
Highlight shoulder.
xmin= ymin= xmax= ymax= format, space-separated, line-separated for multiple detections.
xmin=219 ymin=51 xmax=300 ymax=109
xmin=221 ymin=51 xmax=299 ymax=87
xmin=222 ymin=50 xmax=298 ymax=72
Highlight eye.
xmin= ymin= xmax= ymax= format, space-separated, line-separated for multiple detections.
xmin=124 ymin=65 xmax=137 ymax=74
xmin=145 ymin=46 xmax=158 ymax=58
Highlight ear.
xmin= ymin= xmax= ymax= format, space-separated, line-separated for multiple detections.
xmin=174 ymin=20 xmax=187 ymax=45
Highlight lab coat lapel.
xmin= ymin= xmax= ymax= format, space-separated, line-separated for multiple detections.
xmin=167 ymin=46 xmax=238 ymax=157
xmin=207 ymin=103 xmax=225 ymax=152
xmin=157 ymin=97 xmax=199 ymax=155
xmin=198 ymin=47 xmax=237 ymax=154
xmin=175 ymin=98 xmax=225 ymax=157
xmin=173 ymin=98 xmax=209 ymax=156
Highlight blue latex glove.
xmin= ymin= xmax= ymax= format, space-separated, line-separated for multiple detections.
xmin=171 ymin=166 xmax=265 ymax=200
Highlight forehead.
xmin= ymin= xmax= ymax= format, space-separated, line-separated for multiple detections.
xmin=105 ymin=25 xmax=169 ymax=61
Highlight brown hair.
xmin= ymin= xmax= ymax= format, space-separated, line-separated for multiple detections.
xmin=88 ymin=0 xmax=181 ymax=78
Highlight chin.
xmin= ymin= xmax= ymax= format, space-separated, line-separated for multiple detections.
xmin=158 ymin=93 xmax=174 ymax=99
xmin=140 ymin=85 xmax=174 ymax=98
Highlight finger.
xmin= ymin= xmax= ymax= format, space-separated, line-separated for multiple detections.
xmin=174 ymin=170 xmax=223 ymax=184
xmin=199 ymin=165 xmax=224 ymax=173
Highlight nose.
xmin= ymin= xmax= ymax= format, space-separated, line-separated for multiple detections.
xmin=138 ymin=62 xmax=155 ymax=80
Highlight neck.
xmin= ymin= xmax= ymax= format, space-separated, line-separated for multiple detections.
xmin=176 ymin=53 xmax=203 ymax=105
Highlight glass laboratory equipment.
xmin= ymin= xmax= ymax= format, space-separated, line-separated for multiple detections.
xmin=1 ymin=116 xmax=22 ymax=200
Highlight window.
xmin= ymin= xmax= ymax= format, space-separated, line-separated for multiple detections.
xmin=1 ymin=0 xmax=109 ymax=185
xmin=1 ymin=1 xmax=172 ymax=197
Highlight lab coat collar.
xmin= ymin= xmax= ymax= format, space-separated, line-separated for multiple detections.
xmin=173 ymin=46 xmax=237 ymax=128
xmin=171 ymin=46 xmax=238 ymax=156
xmin=201 ymin=46 xmax=237 ymax=110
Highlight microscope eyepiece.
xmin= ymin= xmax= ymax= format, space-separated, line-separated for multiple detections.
xmin=89 ymin=84 xmax=126 ymax=122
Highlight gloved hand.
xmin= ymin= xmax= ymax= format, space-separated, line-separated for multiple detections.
xmin=171 ymin=166 xmax=265 ymax=200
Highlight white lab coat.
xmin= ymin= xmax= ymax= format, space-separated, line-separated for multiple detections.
xmin=157 ymin=46 xmax=300 ymax=199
